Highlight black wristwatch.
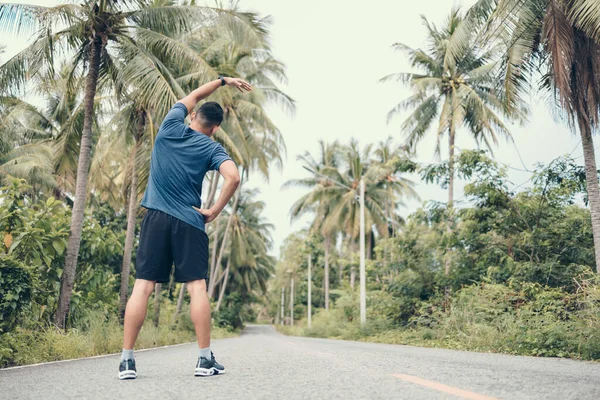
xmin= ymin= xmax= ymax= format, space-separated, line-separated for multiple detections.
xmin=218 ymin=75 xmax=226 ymax=87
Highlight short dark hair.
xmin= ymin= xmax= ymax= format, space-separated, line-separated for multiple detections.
xmin=196 ymin=102 xmax=224 ymax=127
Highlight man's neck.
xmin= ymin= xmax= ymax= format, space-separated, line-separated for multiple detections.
xmin=189 ymin=123 xmax=212 ymax=137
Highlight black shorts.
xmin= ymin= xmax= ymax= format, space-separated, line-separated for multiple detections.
xmin=135 ymin=209 xmax=209 ymax=283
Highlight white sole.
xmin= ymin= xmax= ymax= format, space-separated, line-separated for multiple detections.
xmin=194 ymin=367 xmax=225 ymax=376
xmin=119 ymin=371 xmax=137 ymax=380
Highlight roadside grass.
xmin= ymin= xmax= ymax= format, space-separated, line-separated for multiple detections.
xmin=0 ymin=304 xmax=239 ymax=368
xmin=276 ymin=283 xmax=600 ymax=361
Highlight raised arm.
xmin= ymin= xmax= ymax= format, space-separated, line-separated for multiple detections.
xmin=179 ymin=77 xmax=252 ymax=114
xmin=193 ymin=160 xmax=240 ymax=223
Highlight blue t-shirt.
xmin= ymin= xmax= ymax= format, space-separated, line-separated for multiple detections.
xmin=141 ymin=102 xmax=232 ymax=231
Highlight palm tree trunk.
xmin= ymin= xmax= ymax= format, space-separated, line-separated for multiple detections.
xmin=118 ymin=117 xmax=144 ymax=321
xmin=350 ymin=239 xmax=356 ymax=290
xmin=579 ymin=114 xmax=600 ymax=273
xmin=208 ymin=183 xmax=241 ymax=298
xmin=208 ymin=218 xmax=222 ymax=286
xmin=448 ymin=123 xmax=456 ymax=207
xmin=444 ymin=123 xmax=456 ymax=278
xmin=280 ymin=286 xmax=285 ymax=325
xmin=55 ymin=38 xmax=103 ymax=329
xmin=289 ymin=277 xmax=294 ymax=326
xmin=175 ymin=283 xmax=186 ymax=318
xmin=324 ymin=235 xmax=330 ymax=310
xmin=153 ymin=283 xmax=162 ymax=327
xmin=215 ymin=257 xmax=231 ymax=311
xmin=206 ymin=171 xmax=220 ymax=208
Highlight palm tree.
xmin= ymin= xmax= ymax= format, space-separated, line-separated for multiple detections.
xmin=0 ymin=0 xmax=268 ymax=328
xmin=467 ymin=0 xmax=600 ymax=272
xmin=99 ymin=103 xmax=151 ymax=319
xmin=214 ymin=188 xmax=275 ymax=311
xmin=288 ymin=139 xmax=418 ymax=288
xmin=0 ymin=97 xmax=57 ymax=192
xmin=325 ymin=140 xmax=391 ymax=252
xmin=372 ymin=137 xmax=420 ymax=236
xmin=382 ymin=8 xmax=525 ymax=206
xmin=285 ymin=140 xmax=342 ymax=310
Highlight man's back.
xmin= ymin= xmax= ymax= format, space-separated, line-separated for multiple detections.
xmin=141 ymin=103 xmax=231 ymax=231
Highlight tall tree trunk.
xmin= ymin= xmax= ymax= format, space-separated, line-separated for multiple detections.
xmin=350 ymin=239 xmax=356 ymax=289
xmin=579 ymin=114 xmax=600 ymax=273
xmin=367 ymin=231 xmax=374 ymax=259
xmin=280 ymin=286 xmax=285 ymax=325
xmin=208 ymin=183 xmax=241 ymax=298
xmin=289 ymin=277 xmax=294 ymax=326
xmin=119 ymin=114 xmax=145 ymax=321
xmin=444 ymin=123 xmax=456 ymax=278
xmin=55 ymin=38 xmax=103 ymax=329
xmin=215 ymin=257 xmax=231 ymax=311
xmin=206 ymin=171 xmax=220 ymax=208
xmin=324 ymin=235 xmax=330 ymax=310
xmin=153 ymin=283 xmax=162 ymax=327
xmin=175 ymin=283 xmax=186 ymax=319
xmin=447 ymin=122 xmax=456 ymax=208
xmin=208 ymin=218 xmax=222 ymax=287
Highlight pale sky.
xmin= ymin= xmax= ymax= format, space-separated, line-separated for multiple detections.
xmin=1 ymin=0 xmax=587 ymax=255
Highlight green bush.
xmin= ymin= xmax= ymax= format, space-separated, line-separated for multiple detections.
xmin=0 ymin=257 xmax=32 ymax=332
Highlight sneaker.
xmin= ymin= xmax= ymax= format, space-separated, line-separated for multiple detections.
xmin=119 ymin=358 xmax=137 ymax=380
xmin=194 ymin=352 xmax=225 ymax=376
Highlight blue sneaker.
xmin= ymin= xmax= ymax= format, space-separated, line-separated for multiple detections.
xmin=194 ymin=352 xmax=225 ymax=376
xmin=119 ymin=358 xmax=137 ymax=380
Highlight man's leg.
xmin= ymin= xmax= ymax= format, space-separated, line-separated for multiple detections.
xmin=187 ymin=279 xmax=211 ymax=349
xmin=123 ymin=279 xmax=156 ymax=350
xmin=187 ymin=279 xmax=225 ymax=376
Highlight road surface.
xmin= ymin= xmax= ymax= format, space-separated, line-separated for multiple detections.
xmin=1 ymin=324 xmax=599 ymax=399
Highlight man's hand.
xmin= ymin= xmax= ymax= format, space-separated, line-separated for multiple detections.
xmin=193 ymin=206 xmax=218 ymax=223
xmin=224 ymin=77 xmax=252 ymax=93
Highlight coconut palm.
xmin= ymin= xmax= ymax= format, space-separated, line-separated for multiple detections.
xmin=372 ymin=137 xmax=420 ymax=236
xmin=0 ymin=96 xmax=57 ymax=193
xmin=214 ymin=188 xmax=275 ymax=310
xmin=324 ymin=140 xmax=389 ymax=249
xmin=289 ymin=139 xmax=417 ymax=288
xmin=382 ymin=8 xmax=525 ymax=206
xmin=285 ymin=140 xmax=342 ymax=309
xmin=95 ymin=103 xmax=151 ymax=318
xmin=0 ymin=0 xmax=269 ymax=328
xmin=466 ymin=0 xmax=600 ymax=272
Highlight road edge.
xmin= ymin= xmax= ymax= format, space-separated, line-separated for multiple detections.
xmin=0 ymin=341 xmax=197 ymax=371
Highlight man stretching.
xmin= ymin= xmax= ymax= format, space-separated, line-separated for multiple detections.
xmin=119 ymin=76 xmax=251 ymax=380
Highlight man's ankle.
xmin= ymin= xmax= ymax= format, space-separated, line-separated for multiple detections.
xmin=121 ymin=349 xmax=134 ymax=361
xmin=199 ymin=347 xmax=211 ymax=359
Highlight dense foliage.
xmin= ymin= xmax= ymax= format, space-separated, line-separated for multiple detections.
xmin=274 ymin=146 xmax=600 ymax=359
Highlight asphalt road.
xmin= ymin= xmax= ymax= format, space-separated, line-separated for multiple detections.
xmin=2 ymin=324 xmax=600 ymax=399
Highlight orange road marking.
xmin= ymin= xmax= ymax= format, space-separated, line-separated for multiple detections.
xmin=392 ymin=374 xmax=500 ymax=400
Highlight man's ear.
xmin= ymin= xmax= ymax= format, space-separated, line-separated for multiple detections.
xmin=211 ymin=125 xmax=220 ymax=136
xmin=190 ymin=111 xmax=196 ymax=120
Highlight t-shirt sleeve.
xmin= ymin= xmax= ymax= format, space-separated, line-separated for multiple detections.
xmin=158 ymin=102 xmax=188 ymax=136
xmin=209 ymin=143 xmax=233 ymax=171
